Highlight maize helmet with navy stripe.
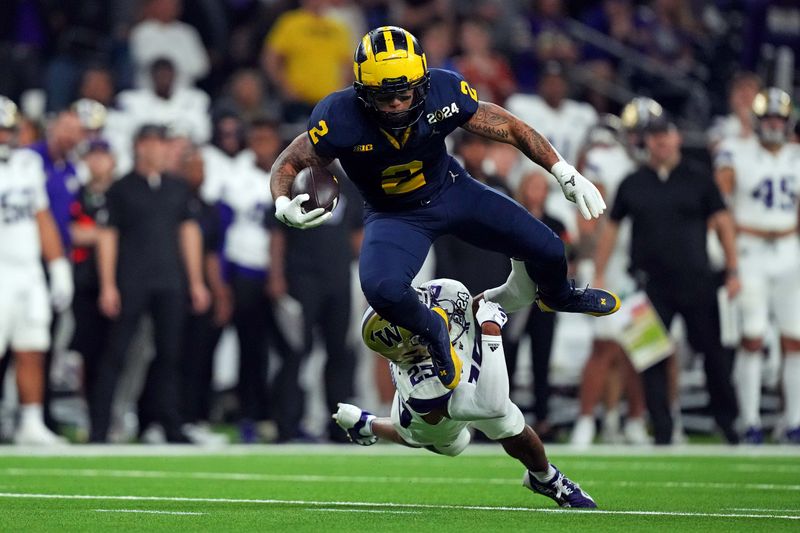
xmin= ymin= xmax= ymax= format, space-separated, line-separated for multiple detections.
xmin=353 ymin=26 xmax=430 ymax=131
xmin=752 ymin=87 xmax=794 ymax=146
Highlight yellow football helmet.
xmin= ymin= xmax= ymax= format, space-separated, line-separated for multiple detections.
xmin=752 ymin=87 xmax=794 ymax=146
xmin=361 ymin=306 xmax=429 ymax=364
xmin=0 ymin=96 xmax=19 ymax=130
xmin=353 ymin=26 xmax=430 ymax=130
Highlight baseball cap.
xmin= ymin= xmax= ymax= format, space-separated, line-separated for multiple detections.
xmin=643 ymin=115 xmax=676 ymax=134
xmin=134 ymin=123 xmax=168 ymax=141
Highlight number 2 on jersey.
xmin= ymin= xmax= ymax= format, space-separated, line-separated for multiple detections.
xmin=308 ymin=120 xmax=328 ymax=144
xmin=381 ymin=160 xmax=425 ymax=195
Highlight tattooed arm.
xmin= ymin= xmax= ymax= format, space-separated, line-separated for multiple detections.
xmin=461 ymin=101 xmax=607 ymax=220
xmin=461 ymin=101 xmax=560 ymax=170
xmin=271 ymin=133 xmax=335 ymax=229
xmin=270 ymin=133 xmax=334 ymax=200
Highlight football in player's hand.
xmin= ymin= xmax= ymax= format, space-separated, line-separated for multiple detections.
xmin=291 ymin=166 xmax=340 ymax=214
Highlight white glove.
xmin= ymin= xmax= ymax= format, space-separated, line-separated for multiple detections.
xmin=274 ymin=195 xmax=332 ymax=229
xmin=47 ymin=257 xmax=74 ymax=313
xmin=475 ymin=299 xmax=508 ymax=329
xmin=551 ymin=161 xmax=607 ymax=220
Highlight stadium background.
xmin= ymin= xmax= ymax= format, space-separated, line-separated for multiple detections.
xmin=0 ymin=0 xmax=798 ymax=446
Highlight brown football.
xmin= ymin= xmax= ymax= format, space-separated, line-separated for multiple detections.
xmin=291 ymin=166 xmax=340 ymax=213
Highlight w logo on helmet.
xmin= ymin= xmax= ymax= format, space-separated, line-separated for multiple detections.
xmin=371 ymin=324 xmax=403 ymax=348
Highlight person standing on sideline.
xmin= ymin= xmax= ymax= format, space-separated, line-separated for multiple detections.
xmin=0 ymin=96 xmax=73 ymax=444
xmin=92 ymin=124 xmax=210 ymax=443
xmin=594 ymin=116 xmax=741 ymax=445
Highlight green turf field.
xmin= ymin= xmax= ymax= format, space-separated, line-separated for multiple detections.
xmin=0 ymin=445 xmax=798 ymax=532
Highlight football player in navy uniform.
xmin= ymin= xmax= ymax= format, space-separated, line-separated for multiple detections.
xmin=271 ymin=26 xmax=619 ymax=391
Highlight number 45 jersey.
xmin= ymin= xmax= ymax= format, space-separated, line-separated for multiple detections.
xmin=716 ymin=137 xmax=800 ymax=232
xmin=307 ymin=69 xmax=479 ymax=211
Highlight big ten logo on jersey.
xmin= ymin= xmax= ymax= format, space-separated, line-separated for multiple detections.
xmin=0 ymin=188 xmax=36 ymax=224
xmin=426 ymin=103 xmax=460 ymax=125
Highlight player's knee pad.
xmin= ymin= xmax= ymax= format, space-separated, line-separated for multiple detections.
xmin=433 ymin=429 xmax=471 ymax=456
xmin=471 ymin=401 xmax=526 ymax=441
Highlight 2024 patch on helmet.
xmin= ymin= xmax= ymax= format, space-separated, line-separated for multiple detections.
xmin=361 ymin=306 xmax=429 ymax=364
xmin=353 ymin=26 xmax=431 ymax=131
xmin=752 ymin=87 xmax=795 ymax=146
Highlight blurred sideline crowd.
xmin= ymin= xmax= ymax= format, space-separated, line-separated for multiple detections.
xmin=0 ymin=0 xmax=799 ymax=446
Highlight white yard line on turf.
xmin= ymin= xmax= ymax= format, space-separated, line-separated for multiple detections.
xmin=94 ymin=509 xmax=205 ymax=516
xmin=0 ymin=492 xmax=797 ymax=521
xmin=308 ymin=509 xmax=422 ymax=514
xmin=726 ymin=508 xmax=800 ymax=513
xmin=1 ymin=443 xmax=799 ymax=457
xmin=4 ymin=468 xmax=800 ymax=492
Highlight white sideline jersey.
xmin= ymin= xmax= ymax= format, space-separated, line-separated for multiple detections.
xmin=715 ymin=138 xmax=800 ymax=232
xmin=583 ymin=144 xmax=636 ymax=295
xmin=505 ymin=95 xmax=598 ymax=165
xmin=0 ymin=148 xmax=51 ymax=354
xmin=116 ymin=86 xmax=211 ymax=144
xmin=218 ymin=152 xmax=273 ymax=270
xmin=389 ymin=279 xmax=524 ymax=452
xmin=0 ymin=149 xmax=48 ymax=266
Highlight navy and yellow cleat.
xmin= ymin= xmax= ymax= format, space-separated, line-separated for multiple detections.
xmin=427 ymin=307 xmax=463 ymax=390
xmin=536 ymin=284 xmax=620 ymax=317
xmin=523 ymin=467 xmax=597 ymax=508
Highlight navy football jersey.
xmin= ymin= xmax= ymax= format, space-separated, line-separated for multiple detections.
xmin=307 ymin=69 xmax=480 ymax=210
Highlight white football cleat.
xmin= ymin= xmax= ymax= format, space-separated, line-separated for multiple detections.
xmin=623 ymin=418 xmax=652 ymax=445
xmin=332 ymin=403 xmax=377 ymax=446
xmin=14 ymin=422 xmax=68 ymax=446
xmin=570 ymin=415 xmax=595 ymax=447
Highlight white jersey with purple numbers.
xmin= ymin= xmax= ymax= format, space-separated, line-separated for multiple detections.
xmin=583 ymin=144 xmax=637 ymax=296
xmin=715 ymin=138 xmax=800 ymax=233
xmin=219 ymin=152 xmax=273 ymax=270
xmin=716 ymin=139 xmax=800 ymax=339
xmin=0 ymin=149 xmax=48 ymax=267
xmin=389 ymin=279 xmax=524 ymax=451
xmin=0 ymin=148 xmax=51 ymax=354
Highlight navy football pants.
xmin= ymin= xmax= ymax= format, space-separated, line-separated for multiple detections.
xmin=359 ymin=167 xmax=569 ymax=356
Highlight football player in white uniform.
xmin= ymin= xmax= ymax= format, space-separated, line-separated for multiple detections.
xmin=571 ymin=113 xmax=649 ymax=445
xmin=334 ymin=278 xmax=596 ymax=508
xmin=715 ymin=88 xmax=800 ymax=444
xmin=0 ymin=96 xmax=73 ymax=445
xmin=505 ymin=62 xmax=598 ymax=234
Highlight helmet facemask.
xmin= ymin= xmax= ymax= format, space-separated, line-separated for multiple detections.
xmin=357 ymin=76 xmax=430 ymax=131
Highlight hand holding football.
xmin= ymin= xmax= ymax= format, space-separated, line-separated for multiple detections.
xmin=291 ymin=166 xmax=340 ymax=213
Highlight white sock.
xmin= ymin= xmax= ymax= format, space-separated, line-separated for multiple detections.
xmin=532 ymin=464 xmax=557 ymax=483
xmin=783 ymin=354 xmax=800 ymax=428
xmin=603 ymin=408 xmax=620 ymax=434
xmin=735 ymin=349 xmax=762 ymax=427
xmin=19 ymin=404 xmax=44 ymax=428
xmin=484 ymin=259 xmax=537 ymax=313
